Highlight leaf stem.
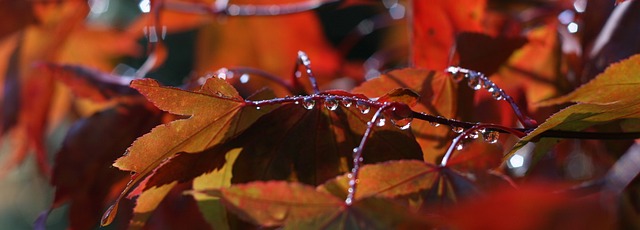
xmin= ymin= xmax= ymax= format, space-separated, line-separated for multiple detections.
xmin=445 ymin=66 xmax=538 ymax=128
xmin=163 ymin=0 xmax=341 ymax=16
xmin=296 ymin=51 xmax=321 ymax=94
xmin=345 ymin=104 xmax=394 ymax=205
xmin=226 ymin=67 xmax=297 ymax=94
xmin=440 ymin=124 xmax=526 ymax=167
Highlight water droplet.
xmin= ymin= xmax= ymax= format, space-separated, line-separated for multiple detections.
xmin=488 ymin=86 xmax=504 ymax=100
xmin=352 ymin=147 xmax=359 ymax=153
xmin=452 ymin=72 xmax=466 ymax=82
xmin=347 ymin=187 xmax=354 ymax=193
xmin=478 ymin=127 xmax=487 ymax=134
xmin=467 ymin=130 xmax=479 ymax=139
xmin=324 ymin=97 xmax=338 ymax=111
xmin=294 ymin=101 xmax=300 ymax=105
xmin=255 ymin=106 xmax=261 ymax=110
xmin=295 ymin=71 xmax=302 ymax=78
xmin=349 ymin=180 xmax=356 ymax=186
xmin=456 ymin=143 xmax=464 ymax=151
xmin=302 ymin=98 xmax=315 ymax=110
xmin=391 ymin=117 xmax=412 ymax=130
xmin=356 ymin=101 xmax=370 ymax=114
xmin=239 ymin=74 xmax=250 ymax=83
xmin=484 ymin=131 xmax=500 ymax=144
xmin=347 ymin=173 xmax=353 ymax=179
xmin=467 ymin=72 xmax=482 ymax=90
xmin=345 ymin=197 xmax=353 ymax=205
xmin=341 ymin=98 xmax=353 ymax=107
xmin=376 ymin=115 xmax=386 ymax=127
xmin=430 ymin=121 xmax=440 ymax=127
xmin=451 ymin=126 xmax=464 ymax=133
xmin=353 ymin=157 xmax=363 ymax=163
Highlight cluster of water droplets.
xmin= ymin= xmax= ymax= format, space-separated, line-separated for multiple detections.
xmin=451 ymin=126 xmax=501 ymax=150
xmin=294 ymin=96 xmax=414 ymax=130
xmin=446 ymin=66 xmax=505 ymax=101
xmin=345 ymin=147 xmax=364 ymax=205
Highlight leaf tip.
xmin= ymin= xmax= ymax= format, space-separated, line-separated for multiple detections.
xmin=100 ymin=203 xmax=119 ymax=226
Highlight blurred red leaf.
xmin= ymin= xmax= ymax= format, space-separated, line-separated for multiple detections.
xmin=412 ymin=0 xmax=486 ymax=69
xmin=456 ymin=32 xmax=527 ymax=76
xmin=47 ymin=103 xmax=162 ymax=229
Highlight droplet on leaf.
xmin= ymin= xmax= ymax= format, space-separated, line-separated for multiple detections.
xmin=324 ymin=97 xmax=338 ymax=111
xmin=483 ymin=131 xmax=500 ymax=143
xmin=451 ymin=126 xmax=464 ymax=133
xmin=356 ymin=101 xmax=370 ymax=114
xmin=456 ymin=143 xmax=464 ymax=151
xmin=255 ymin=106 xmax=261 ymax=110
xmin=341 ymin=98 xmax=353 ymax=108
xmin=302 ymin=98 xmax=316 ymax=110
xmin=391 ymin=117 xmax=412 ymax=130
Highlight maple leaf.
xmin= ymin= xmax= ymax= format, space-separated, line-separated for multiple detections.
xmin=508 ymin=54 xmax=640 ymax=159
xmin=320 ymin=159 xmax=490 ymax=211
xmin=412 ymin=0 xmax=486 ymax=69
xmin=229 ymin=93 xmax=423 ymax=185
xmin=352 ymin=68 xmax=457 ymax=163
xmin=102 ymin=77 xmax=271 ymax=225
xmin=41 ymin=103 xmax=162 ymax=229
xmin=201 ymin=181 xmax=430 ymax=229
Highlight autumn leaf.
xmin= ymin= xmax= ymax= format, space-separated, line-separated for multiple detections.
xmin=194 ymin=3 xmax=341 ymax=94
xmin=102 ymin=77 xmax=270 ymax=225
xmin=412 ymin=0 xmax=486 ymax=69
xmin=204 ymin=181 xmax=430 ymax=229
xmin=508 ymin=54 xmax=640 ymax=158
xmin=230 ymin=94 xmax=423 ymax=185
xmin=40 ymin=63 xmax=139 ymax=102
xmin=320 ymin=160 xmax=481 ymax=208
xmin=352 ymin=68 xmax=457 ymax=163
xmin=456 ymin=32 xmax=527 ymax=76
xmin=45 ymin=103 xmax=161 ymax=229
xmin=0 ymin=0 xmax=38 ymax=39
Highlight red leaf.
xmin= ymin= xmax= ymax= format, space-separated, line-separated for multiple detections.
xmin=49 ymin=103 xmax=161 ymax=229
xmin=412 ymin=0 xmax=486 ymax=69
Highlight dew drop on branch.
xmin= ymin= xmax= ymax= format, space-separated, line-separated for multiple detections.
xmin=302 ymin=98 xmax=315 ymax=110
xmin=341 ymin=98 xmax=353 ymax=108
xmin=376 ymin=115 xmax=386 ymax=127
xmin=391 ymin=117 xmax=412 ymax=130
xmin=451 ymin=126 xmax=464 ymax=133
xmin=324 ymin=97 xmax=338 ymax=111
xmin=430 ymin=121 xmax=440 ymax=127
xmin=466 ymin=130 xmax=479 ymax=139
xmin=467 ymin=72 xmax=482 ymax=90
xmin=483 ymin=131 xmax=500 ymax=144
xmin=356 ymin=101 xmax=370 ymax=114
